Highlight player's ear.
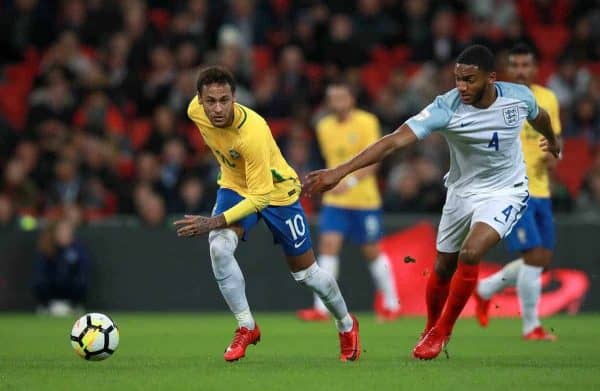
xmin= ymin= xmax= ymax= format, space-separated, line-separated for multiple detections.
xmin=196 ymin=92 xmax=203 ymax=104
xmin=488 ymin=71 xmax=497 ymax=84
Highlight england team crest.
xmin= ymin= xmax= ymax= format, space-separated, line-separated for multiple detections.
xmin=503 ymin=106 xmax=520 ymax=126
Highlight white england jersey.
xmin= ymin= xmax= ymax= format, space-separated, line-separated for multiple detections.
xmin=406 ymin=81 xmax=539 ymax=196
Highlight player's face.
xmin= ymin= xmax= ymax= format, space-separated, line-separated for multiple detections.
xmin=199 ymin=83 xmax=235 ymax=128
xmin=507 ymin=53 xmax=536 ymax=86
xmin=327 ymin=85 xmax=355 ymax=115
xmin=454 ymin=63 xmax=495 ymax=106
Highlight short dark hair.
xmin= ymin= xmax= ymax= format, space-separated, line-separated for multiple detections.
xmin=509 ymin=43 xmax=537 ymax=61
xmin=456 ymin=44 xmax=496 ymax=72
xmin=196 ymin=66 xmax=236 ymax=94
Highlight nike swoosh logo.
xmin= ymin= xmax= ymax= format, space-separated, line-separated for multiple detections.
xmin=493 ymin=217 xmax=505 ymax=225
xmin=460 ymin=121 xmax=474 ymax=127
xmin=294 ymin=238 xmax=307 ymax=248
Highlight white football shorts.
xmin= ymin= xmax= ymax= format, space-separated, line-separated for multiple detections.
xmin=436 ymin=188 xmax=530 ymax=253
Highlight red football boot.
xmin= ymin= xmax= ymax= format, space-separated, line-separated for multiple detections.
xmin=339 ymin=314 xmax=361 ymax=362
xmin=523 ymin=326 xmax=557 ymax=341
xmin=474 ymin=291 xmax=491 ymax=327
xmin=297 ymin=308 xmax=330 ymax=322
xmin=223 ymin=324 xmax=261 ymax=362
xmin=412 ymin=326 xmax=450 ymax=360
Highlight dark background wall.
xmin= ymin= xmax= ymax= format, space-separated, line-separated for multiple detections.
xmin=1 ymin=215 xmax=599 ymax=312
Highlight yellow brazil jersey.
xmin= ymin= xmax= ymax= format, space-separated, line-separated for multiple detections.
xmin=521 ymin=84 xmax=561 ymax=198
xmin=187 ymin=97 xmax=300 ymax=206
xmin=317 ymin=109 xmax=382 ymax=209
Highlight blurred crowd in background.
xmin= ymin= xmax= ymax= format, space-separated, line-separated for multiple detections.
xmin=1 ymin=0 xmax=600 ymax=232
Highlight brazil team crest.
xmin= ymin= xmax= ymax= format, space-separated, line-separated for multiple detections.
xmin=229 ymin=149 xmax=241 ymax=160
xmin=503 ymin=106 xmax=519 ymax=126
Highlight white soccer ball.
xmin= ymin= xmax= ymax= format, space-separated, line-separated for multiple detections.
xmin=70 ymin=313 xmax=119 ymax=361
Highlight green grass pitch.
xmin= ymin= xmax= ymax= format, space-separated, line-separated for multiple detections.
xmin=1 ymin=313 xmax=599 ymax=390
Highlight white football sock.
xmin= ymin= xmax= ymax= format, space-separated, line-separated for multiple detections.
xmin=292 ymin=262 xmax=353 ymax=332
xmin=209 ymin=229 xmax=255 ymax=330
xmin=477 ymin=258 xmax=523 ymax=300
xmin=313 ymin=254 xmax=339 ymax=313
xmin=368 ymin=253 xmax=400 ymax=311
xmin=517 ymin=263 xmax=543 ymax=335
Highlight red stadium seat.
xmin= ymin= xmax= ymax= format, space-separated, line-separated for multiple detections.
xmin=529 ymin=25 xmax=570 ymax=61
xmin=361 ymin=62 xmax=391 ymax=98
xmin=252 ymin=46 xmax=273 ymax=74
xmin=555 ymin=137 xmax=594 ymax=197
xmin=149 ymin=9 xmax=171 ymax=33
xmin=129 ymin=119 xmax=152 ymax=151
xmin=266 ymin=118 xmax=291 ymax=139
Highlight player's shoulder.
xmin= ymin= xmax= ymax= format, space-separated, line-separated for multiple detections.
xmin=352 ymin=109 xmax=378 ymax=122
xmin=235 ymin=103 xmax=266 ymax=129
xmin=530 ymin=84 xmax=558 ymax=102
xmin=187 ymin=95 xmax=202 ymax=118
xmin=496 ymin=81 xmax=534 ymax=102
xmin=434 ymin=88 xmax=462 ymax=112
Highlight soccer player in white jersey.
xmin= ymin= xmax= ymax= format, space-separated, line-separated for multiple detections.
xmin=475 ymin=44 xmax=561 ymax=341
xmin=304 ymin=45 xmax=560 ymax=360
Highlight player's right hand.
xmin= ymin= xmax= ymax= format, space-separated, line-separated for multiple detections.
xmin=303 ymin=168 xmax=343 ymax=196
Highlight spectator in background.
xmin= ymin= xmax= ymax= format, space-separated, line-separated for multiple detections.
xmin=564 ymin=16 xmax=596 ymax=62
xmin=547 ymin=55 xmax=591 ymax=110
xmin=144 ymin=105 xmax=178 ymax=154
xmin=565 ymin=96 xmax=600 ymax=144
xmin=27 ymin=67 xmax=76 ymax=130
xmin=399 ymin=0 xmax=432 ymax=52
xmin=174 ymin=174 xmax=213 ymax=214
xmin=102 ymin=32 xmax=141 ymax=108
xmin=291 ymin=12 xmax=322 ymax=63
xmin=140 ymin=44 xmax=176 ymax=114
xmin=0 ymin=0 xmax=53 ymax=59
xmin=220 ymin=0 xmax=268 ymax=48
xmin=47 ymin=157 xmax=82 ymax=208
xmin=412 ymin=8 xmax=461 ymax=64
xmin=33 ymin=219 xmax=90 ymax=316
xmin=159 ymin=137 xmax=187 ymax=210
xmin=2 ymin=159 xmax=39 ymax=213
xmin=577 ymin=155 xmax=600 ymax=214
xmin=497 ymin=18 xmax=536 ymax=53
xmin=323 ymin=14 xmax=368 ymax=70
xmin=354 ymin=0 xmax=398 ymax=50
xmin=0 ymin=194 xmax=17 ymax=228
xmin=134 ymin=189 xmax=166 ymax=227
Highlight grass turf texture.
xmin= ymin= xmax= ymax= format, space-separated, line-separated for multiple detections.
xmin=1 ymin=313 xmax=599 ymax=390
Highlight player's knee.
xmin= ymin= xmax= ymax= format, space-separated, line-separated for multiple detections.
xmin=434 ymin=261 xmax=456 ymax=280
xmin=458 ymin=246 xmax=482 ymax=265
xmin=208 ymin=229 xmax=238 ymax=262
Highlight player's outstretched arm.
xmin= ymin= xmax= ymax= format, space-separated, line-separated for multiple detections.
xmin=174 ymin=214 xmax=227 ymax=237
xmin=528 ymin=108 xmax=561 ymax=159
xmin=304 ymin=124 xmax=418 ymax=195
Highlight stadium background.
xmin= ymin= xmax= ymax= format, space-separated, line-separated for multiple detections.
xmin=0 ymin=0 xmax=599 ymax=313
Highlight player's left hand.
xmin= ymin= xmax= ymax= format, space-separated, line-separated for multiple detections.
xmin=303 ymin=168 xmax=343 ymax=196
xmin=539 ymin=137 xmax=562 ymax=160
xmin=174 ymin=214 xmax=224 ymax=237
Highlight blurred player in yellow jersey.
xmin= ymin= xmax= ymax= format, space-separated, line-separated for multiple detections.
xmin=475 ymin=44 xmax=561 ymax=341
xmin=297 ymin=81 xmax=401 ymax=322
xmin=175 ymin=67 xmax=360 ymax=362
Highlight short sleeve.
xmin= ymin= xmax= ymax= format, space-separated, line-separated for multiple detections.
xmin=522 ymin=87 xmax=540 ymax=121
xmin=405 ymin=95 xmax=454 ymax=139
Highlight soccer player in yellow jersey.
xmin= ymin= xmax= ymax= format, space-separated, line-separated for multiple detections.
xmin=297 ymin=82 xmax=401 ymax=322
xmin=174 ymin=67 xmax=360 ymax=362
xmin=475 ymin=44 xmax=561 ymax=341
